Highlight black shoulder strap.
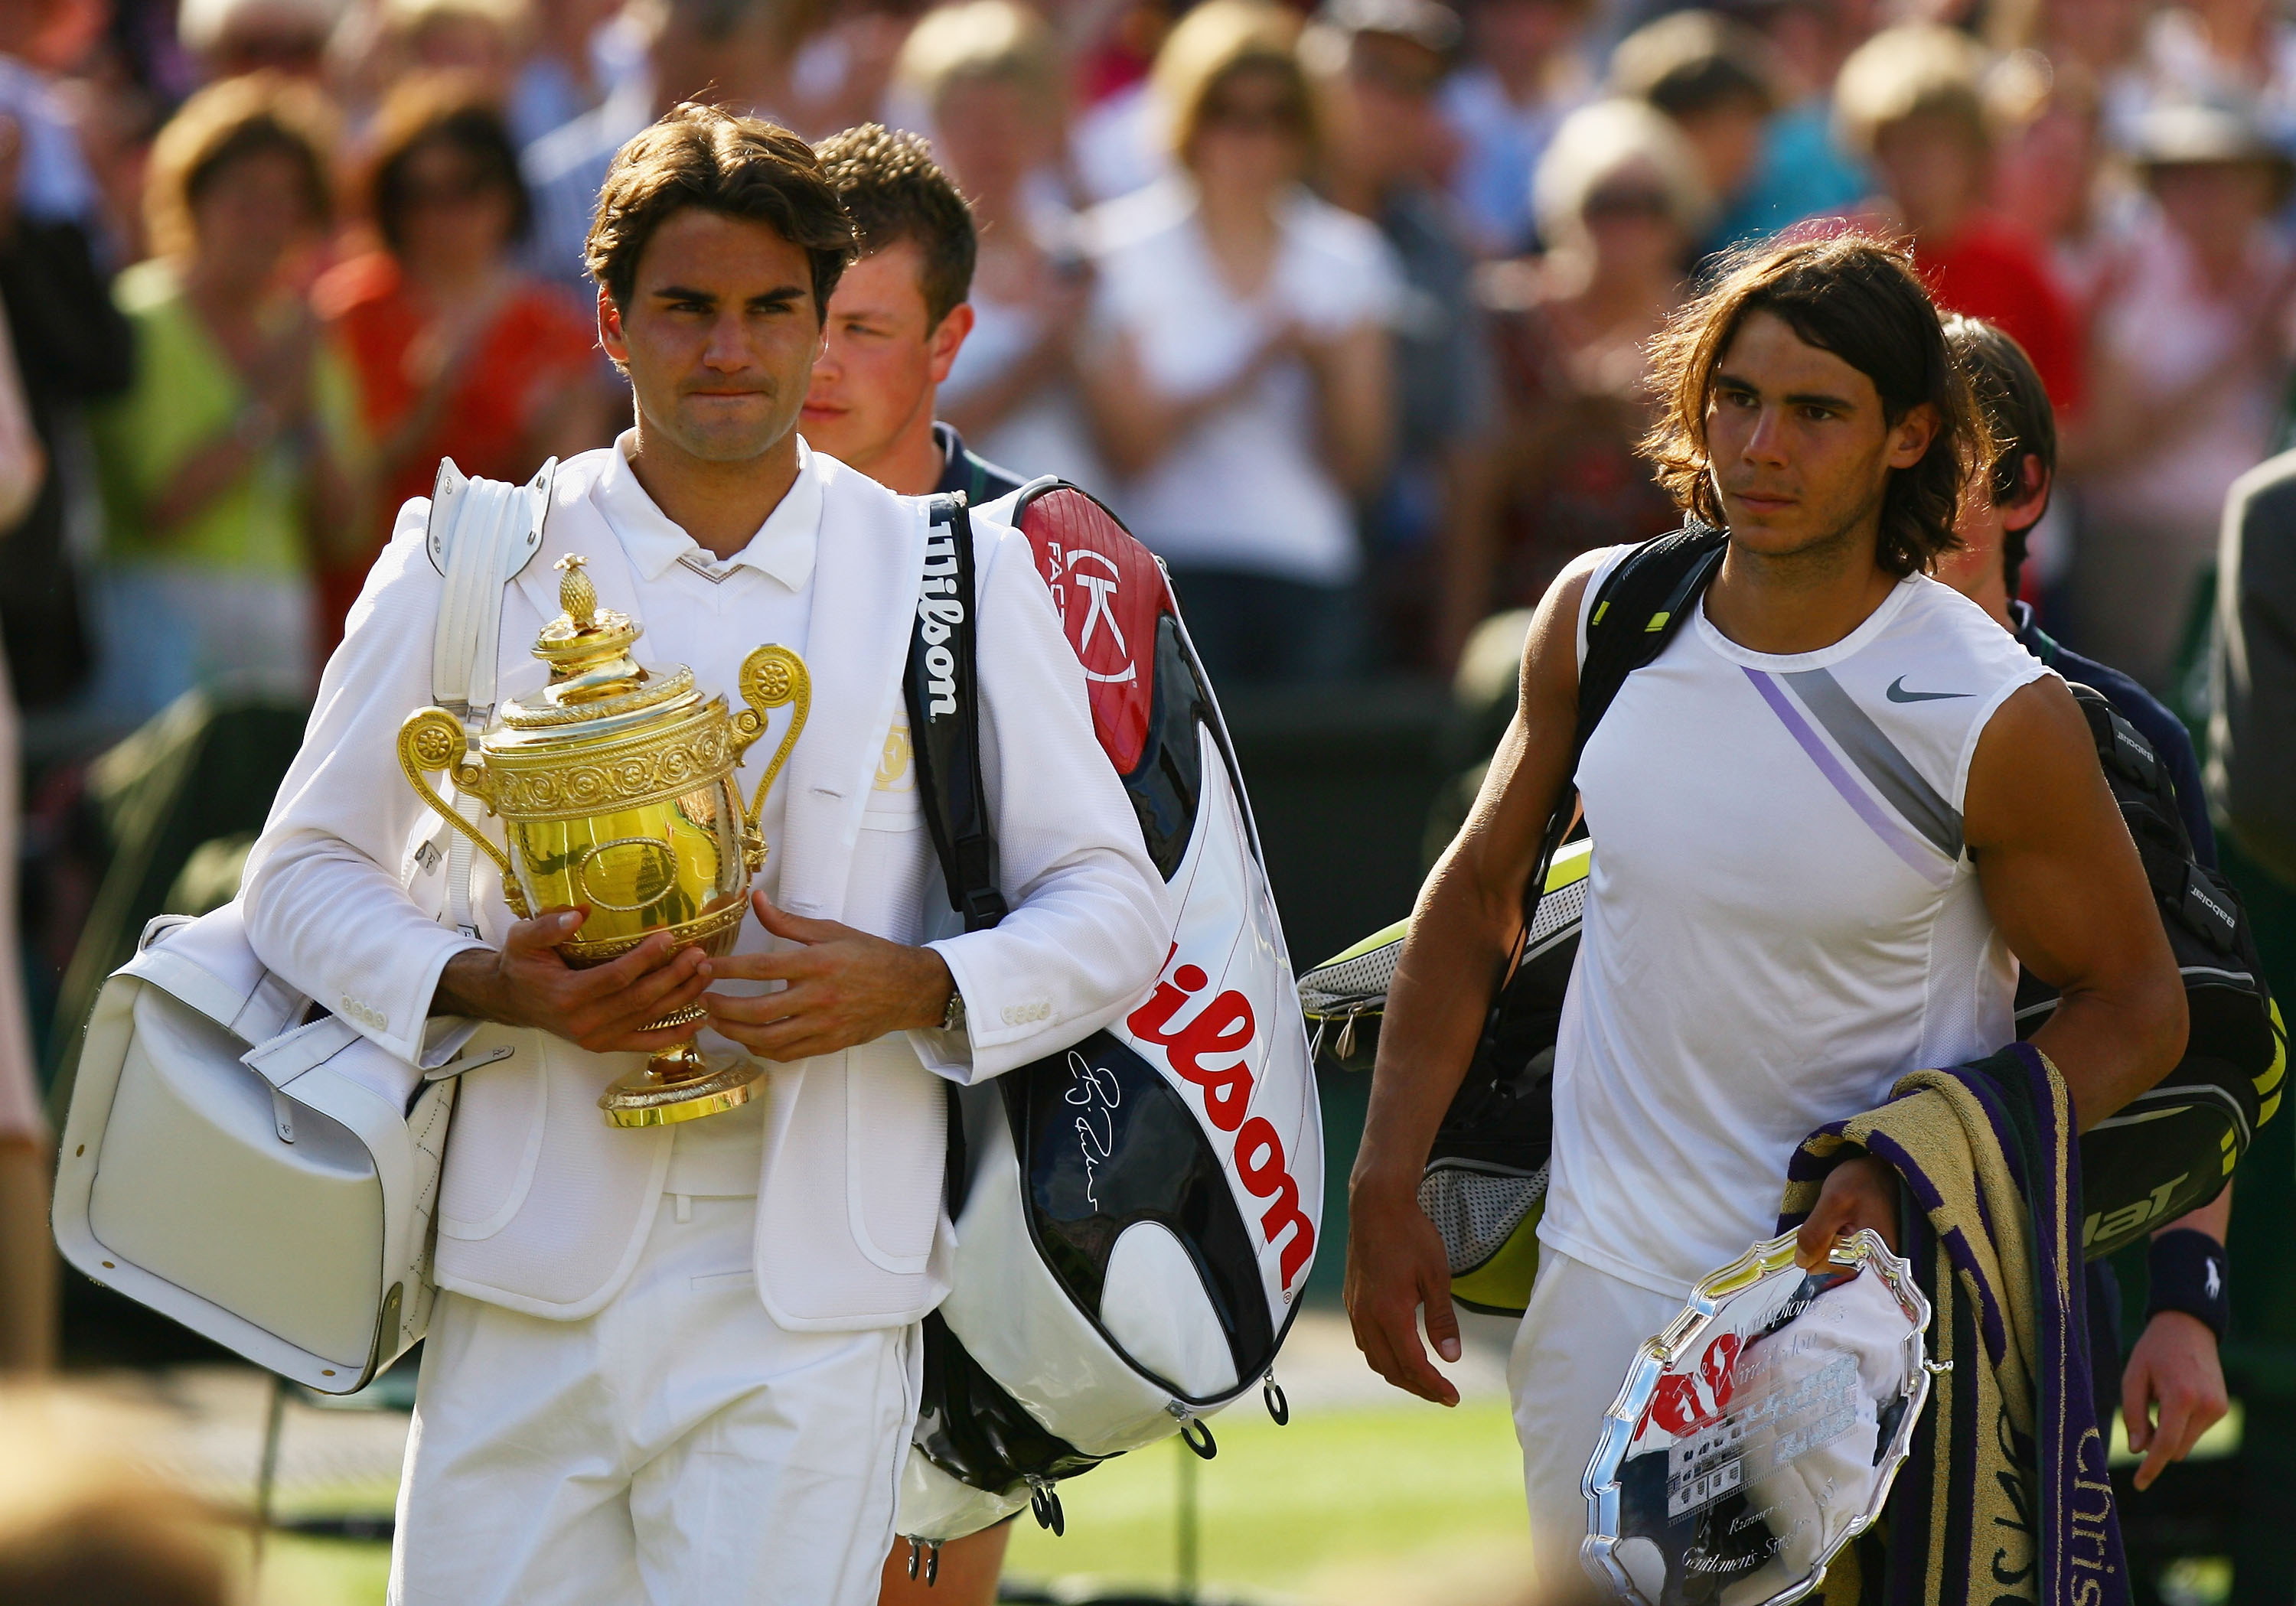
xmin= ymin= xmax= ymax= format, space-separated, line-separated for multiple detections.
xmin=1515 ymin=522 xmax=1727 ymax=924
xmin=907 ymin=493 xmax=1009 ymax=933
xmin=1451 ymin=520 xmax=1727 ymax=1106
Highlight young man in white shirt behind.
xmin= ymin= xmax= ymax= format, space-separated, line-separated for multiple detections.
xmin=1344 ymin=235 xmax=2187 ymax=1598
xmin=242 ymin=104 xmax=1168 ymax=1606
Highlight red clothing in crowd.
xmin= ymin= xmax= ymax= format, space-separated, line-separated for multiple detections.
xmin=1915 ymin=217 xmax=2086 ymax=415
xmin=315 ymin=252 xmax=598 ymax=650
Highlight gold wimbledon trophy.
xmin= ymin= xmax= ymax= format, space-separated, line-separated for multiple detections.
xmin=398 ymin=555 xmax=808 ymax=1128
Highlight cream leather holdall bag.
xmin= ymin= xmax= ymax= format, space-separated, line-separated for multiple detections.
xmin=50 ymin=458 xmax=549 ymax=1393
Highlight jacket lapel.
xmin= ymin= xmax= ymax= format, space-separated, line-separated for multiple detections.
xmin=773 ymin=461 xmax=926 ymax=922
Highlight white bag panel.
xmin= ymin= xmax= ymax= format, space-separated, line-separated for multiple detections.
xmin=941 ymin=1112 xmax=1187 ymax=1456
xmin=1098 ymin=1221 xmax=1239 ymax=1399
xmin=894 ymin=1447 xmax=1030 ymax=1546
xmin=87 ymin=989 xmax=383 ymax=1366
xmin=1112 ymin=727 xmax=1322 ymax=1319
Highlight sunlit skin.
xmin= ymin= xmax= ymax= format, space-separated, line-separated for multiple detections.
xmin=433 ymin=205 xmax=957 ymax=1057
xmin=801 ymin=238 xmax=974 ymax=494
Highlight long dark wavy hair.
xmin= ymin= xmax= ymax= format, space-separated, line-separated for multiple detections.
xmin=1639 ymin=233 xmax=1989 ymax=578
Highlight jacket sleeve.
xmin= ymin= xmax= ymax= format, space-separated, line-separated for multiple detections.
xmin=2211 ymin=458 xmax=2296 ymax=886
xmin=240 ymin=497 xmax=489 ymax=1066
xmin=912 ymin=516 xmax=1172 ymax=1083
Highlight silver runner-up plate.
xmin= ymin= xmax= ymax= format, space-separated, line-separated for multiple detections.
xmin=1580 ymin=1228 xmax=1938 ymax=1606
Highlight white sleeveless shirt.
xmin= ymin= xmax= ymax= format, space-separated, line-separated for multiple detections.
xmin=1538 ymin=550 xmax=2051 ymax=1298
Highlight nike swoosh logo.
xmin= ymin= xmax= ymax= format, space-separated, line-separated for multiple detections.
xmin=1886 ymin=676 xmax=1972 ymax=703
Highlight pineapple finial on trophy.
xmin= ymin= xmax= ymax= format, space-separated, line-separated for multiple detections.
xmin=555 ymin=553 xmax=598 ymax=630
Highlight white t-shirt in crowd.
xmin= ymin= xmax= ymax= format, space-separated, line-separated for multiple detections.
xmin=1085 ymin=179 xmax=1402 ymax=588
xmin=1539 ymin=548 xmax=2050 ymax=1298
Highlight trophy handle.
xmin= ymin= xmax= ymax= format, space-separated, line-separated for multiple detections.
xmin=730 ymin=646 xmax=810 ymax=871
xmin=396 ymin=707 xmax=530 ymax=918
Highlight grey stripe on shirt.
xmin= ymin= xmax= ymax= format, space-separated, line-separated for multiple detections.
xmin=1782 ymin=668 xmax=1965 ymax=861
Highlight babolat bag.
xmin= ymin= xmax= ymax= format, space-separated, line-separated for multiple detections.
xmin=892 ymin=483 xmax=1319 ymax=1573
xmin=2017 ymin=683 xmax=2285 ymax=1259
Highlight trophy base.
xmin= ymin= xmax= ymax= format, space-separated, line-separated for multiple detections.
xmin=598 ymin=1043 xmax=763 ymax=1128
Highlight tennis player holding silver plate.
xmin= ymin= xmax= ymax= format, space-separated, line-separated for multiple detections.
xmin=1582 ymin=1229 xmax=1938 ymax=1606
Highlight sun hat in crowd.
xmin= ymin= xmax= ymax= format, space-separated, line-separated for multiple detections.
xmin=1309 ymin=0 xmax=1463 ymax=57
xmin=2129 ymin=98 xmax=2296 ymax=208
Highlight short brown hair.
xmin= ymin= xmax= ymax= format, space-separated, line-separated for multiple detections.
xmin=813 ymin=123 xmax=975 ymax=327
xmin=585 ymin=103 xmax=856 ymax=317
xmin=145 ymin=72 xmax=335 ymax=260
xmin=1640 ymin=233 xmax=1987 ymax=578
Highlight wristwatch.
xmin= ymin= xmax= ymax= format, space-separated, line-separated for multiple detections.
xmin=940 ymin=985 xmax=966 ymax=1035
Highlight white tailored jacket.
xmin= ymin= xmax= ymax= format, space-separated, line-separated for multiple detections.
xmin=240 ymin=445 xmax=1171 ymax=1330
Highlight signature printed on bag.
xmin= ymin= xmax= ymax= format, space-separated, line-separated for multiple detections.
xmin=1065 ymin=1050 xmax=1121 ymax=1206
xmin=1127 ymin=950 xmax=1315 ymax=1292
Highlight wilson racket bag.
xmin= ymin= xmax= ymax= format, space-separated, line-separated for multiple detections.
xmin=892 ymin=484 xmax=1320 ymax=1564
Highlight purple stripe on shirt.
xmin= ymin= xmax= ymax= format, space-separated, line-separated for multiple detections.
xmin=1742 ymin=666 xmax=1947 ymax=884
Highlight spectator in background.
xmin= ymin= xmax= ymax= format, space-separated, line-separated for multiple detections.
xmin=522 ymin=0 xmax=785 ymax=293
xmin=1711 ymin=0 xmax=1870 ymax=248
xmin=1991 ymin=53 xmax=2133 ymax=322
xmin=175 ymin=0 xmax=346 ymax=80
xmin=0 ymin=109 xmax=132 ymax=713
xmin=507 ymin=0 xmax=637 ymax=151
xmin=0 ymin=0 xmax=108 ymax=242
xmin=1438 ymin=0 xmax=1595 ymax=256
xmin=315 ymin=74 xmax=604 ymax=653
xmin=2146 ymin=0 xmax=2296 ymax=148
xmin=897 ymin=1 xmax=1107 ymax=488
xmin=2027 ymin=0 xmax=2158 ymax=146
xmin=1081 ymin=0 xmax=1397 ymax=686
xmin=87 ymin=73 xmax=367 ymax=725
xmin=1606 ymin=8 xmax=1773 ymax=259
xmin=372 ymin=0 xmax=528 ymax=121
xmin=777 ymin=2 xmax=922 ymax=142
xmin=1306 ymin=0 xmax=1497 ymax=671
xmin=1071 ymin=0 xmax=1185 ymax=204
xmin=1463 ymin=97 xmax=1699 ymax=630
xmin=1834 ymin=23 xmax=2083 ymax=413
xmin=2068 ymin=100 xmax=2296 ymax=692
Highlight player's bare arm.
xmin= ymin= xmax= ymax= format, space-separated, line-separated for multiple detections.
xmin=1965 ymin=676 xmax=2189 ymax=1122
xmin=1344 ymin=549 xmax=1602 ymax=1406
xmin=1798 ymin=673 xmax=2190 ymax=1263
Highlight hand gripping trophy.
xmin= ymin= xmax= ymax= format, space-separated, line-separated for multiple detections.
xmin=398 ymin=555 xmax=808 ymax=1127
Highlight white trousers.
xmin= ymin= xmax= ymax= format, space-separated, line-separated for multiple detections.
xmin=390 ymin=1194 xmax=919 ymax=1606
xmin=1507 ymin=1248 xmax=1682 ymax=1602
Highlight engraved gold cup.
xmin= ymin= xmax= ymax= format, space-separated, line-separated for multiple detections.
xmin=398 ymin=555 xmax=809 ymax=1127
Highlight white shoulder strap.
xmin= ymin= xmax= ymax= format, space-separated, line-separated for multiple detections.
xmin=421 ymin=456 xmax=553 ymax=933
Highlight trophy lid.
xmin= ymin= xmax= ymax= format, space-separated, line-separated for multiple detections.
xmin=496 ymin=555 xmax=701 ymax=735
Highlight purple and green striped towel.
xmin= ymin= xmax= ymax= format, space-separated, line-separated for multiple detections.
xmin=1779 ymin=1042 xmax=2125 ymax=1606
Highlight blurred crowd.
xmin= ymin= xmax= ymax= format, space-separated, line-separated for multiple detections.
xmin=4 ymin=0 xmax=2296 ymax=711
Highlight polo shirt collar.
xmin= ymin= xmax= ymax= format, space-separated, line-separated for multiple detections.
xmin=598 ymin=428 xmax=823 ymax=592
